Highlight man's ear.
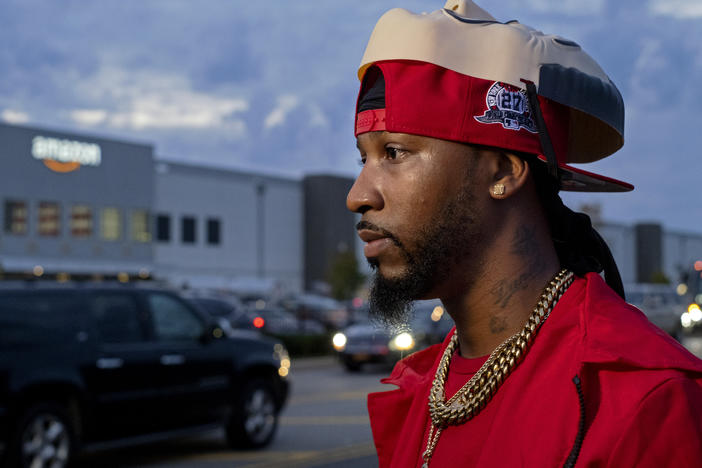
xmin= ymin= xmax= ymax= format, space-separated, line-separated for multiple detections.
xmin=488 ymin=152 xmax=530 ymax=199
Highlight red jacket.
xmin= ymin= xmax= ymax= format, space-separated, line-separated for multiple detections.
xmin=368 ymin=273 xmax=702 ymax=467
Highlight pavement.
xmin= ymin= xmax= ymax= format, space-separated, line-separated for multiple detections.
xmin=290 ymin=355 xmax=338 ymax=370
xmin=682 ymin=335 xmax=702 ymax=358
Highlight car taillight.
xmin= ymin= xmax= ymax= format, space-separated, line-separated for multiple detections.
xmin=253 ymin=317 xmax=265 ymax=328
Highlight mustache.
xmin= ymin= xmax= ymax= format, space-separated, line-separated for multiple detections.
xmin=356 ymin=220 xmax=404 ymax=249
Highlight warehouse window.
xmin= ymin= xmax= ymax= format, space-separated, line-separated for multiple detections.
xmin=207 ymin=218 xmax=221 ymax=245
xmin=131 ymin=210 xmax=151 ymax=242
xmin=181 ymin=216 xmax=196 ymax=244
xmin=101 ymin=207 xmax=122 ymax=241
xmin=156 ymin=214 xmax=170 ymax=242
xmin=70 ymin=205 xmax=93 ymax=238
xmin=4 ymin=200 xmax=28 ymax=235
xmin=38 ymin=201 xmax=60 ymax=237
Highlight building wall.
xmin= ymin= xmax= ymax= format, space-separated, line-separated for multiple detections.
xmin=0 ymin=123 xmax=154 ymax=276
xmin=663 ymin=231 xmax=702 ymax=284
xmin=1 ymin=123 xmax=699 ymax=293
xmin=598 ymin=221 xmax=702 ymax=286
xmin=596 ymin=222 xmax=637 ymax=284
xmin=635 ymin=223 xmax=664 ymax=283
xmin=153 ymin=162 xmax=303 ymax=292
xmin=303 ymin=175 xmax=356 ymax=291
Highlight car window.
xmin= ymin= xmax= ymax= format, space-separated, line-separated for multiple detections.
xmin=90 ymin=293 xmax=145 ymax=343
xmin=190 ymin=298 xmax=232 ymax=317
xmin=148 ymin=293 xmax=204 ymax=341
xmin=261 ymin=308 xmax=290 ymax=319
xmin=0 ymin=293 xmax=83 ymax=349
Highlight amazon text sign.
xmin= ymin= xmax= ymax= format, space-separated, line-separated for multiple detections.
xmin=31 ymin=136 xmax=101 ymax=173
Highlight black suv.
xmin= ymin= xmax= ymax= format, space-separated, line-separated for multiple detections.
xmin=0 ymin=285 xmax=290 ymax=468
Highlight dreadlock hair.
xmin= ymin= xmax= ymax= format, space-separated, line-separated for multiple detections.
xmin=522 ymin=154 xmax=626 ymax=300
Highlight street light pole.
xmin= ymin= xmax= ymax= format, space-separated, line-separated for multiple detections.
xmin=256 ymin=181 xmax=266 ymax=278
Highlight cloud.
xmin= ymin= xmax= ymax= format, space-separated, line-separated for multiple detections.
xmin=108 ymin=94 xmax=248 ymax=131
xmin=264 ymin=95 xmax=300 ymax=130
xmin=308 ymin=104 xmax=330 ymax=128
xmin=0 ymin=0 xmax=700 ymax=232
xmin=1 ymin=109 xmax=29 ymax=124
xmin=72 ymin=67 xmax=249 ymax=133
xmin=628 ymin=39 xmax=666 ymax=107
xmin=526 ymin=0 xmax=606 ymax=15
xmin=70 ymin=109 xmax=107 ymax=126
xmin=650 ymin=0 xmax=702 ymax=19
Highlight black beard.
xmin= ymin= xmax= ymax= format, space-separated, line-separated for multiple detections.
xmin=367 ymin=256 xmax=423 ymax=330
xmin=367 ymin=187 xmax=479 ymax=329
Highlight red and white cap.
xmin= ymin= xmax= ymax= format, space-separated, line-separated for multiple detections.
xmin=355 ymin=0 xmax=633 ymax=192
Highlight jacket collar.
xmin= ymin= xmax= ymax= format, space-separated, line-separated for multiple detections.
xmin=577 ymin=273 xmax=702 ymax=373
xmin=383 ymin=272 xmax=702 ymax=391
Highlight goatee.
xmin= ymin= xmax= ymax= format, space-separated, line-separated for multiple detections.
xmin=367 ymin=186 xmax=480 ymax=328
xmin=367 ymin=256 xmax=424 ymax=330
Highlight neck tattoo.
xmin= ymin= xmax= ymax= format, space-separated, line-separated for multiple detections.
xmin=421 ymin=269 xmax=574 ymax=468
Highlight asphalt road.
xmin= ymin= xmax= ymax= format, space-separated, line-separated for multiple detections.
xmin=70 ymin=336 xmax=702 ymax=467
xmin=682 ymin=334 xmax=702 ymax=358
xmin=74 ymin=357 xmax=391 ymax=468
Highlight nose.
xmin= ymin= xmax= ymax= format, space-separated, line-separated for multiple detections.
xmin=346 ymin=167 xmax=383 ymax=214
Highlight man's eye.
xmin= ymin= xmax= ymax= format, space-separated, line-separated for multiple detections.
xmin=357 ymin=157 xmax=366 ymax=167
xmin=385 ymin=147 xmax=403 ymax=159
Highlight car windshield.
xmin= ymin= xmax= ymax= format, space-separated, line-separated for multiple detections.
xmin=627 ymin=291 xmax=682 ymax=307
xmin=190 ymin=298 xmax=234 ymax=317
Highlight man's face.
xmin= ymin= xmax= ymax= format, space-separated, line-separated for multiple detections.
xmin=347 ymin=131 xmax=490 ymax=326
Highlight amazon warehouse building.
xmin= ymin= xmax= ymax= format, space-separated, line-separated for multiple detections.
xmin=0 ymin=121 xmax=700 ymax=293
xmin=0 ymin=122 xmax=360 ymax=294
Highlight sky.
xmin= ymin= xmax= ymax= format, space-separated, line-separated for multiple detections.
xmin=1 ymin=0 xmax=701 ymax=232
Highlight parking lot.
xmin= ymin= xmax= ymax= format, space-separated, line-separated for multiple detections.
xmin=71 ymin=333 xmax=702 ymax=468
xmin=73 ymin=357 xmax=387 ymax=468
xmin=2 ymin=283 xmax=701 ymax=468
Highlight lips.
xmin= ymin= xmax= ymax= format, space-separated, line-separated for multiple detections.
xmin=357 ymin=229 xmax=386 ymax=243
xmin=357 ymin=229 xmax=394 ymax=258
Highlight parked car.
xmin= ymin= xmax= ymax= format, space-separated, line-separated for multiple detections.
xmin=183 ymin=293 xmax=245 ymax=319
xmin=332 ymin=300 xmax=454 ymax=371
xmin=241 ymin=307 xmax=326 ymax=336
xmin=625 ymin=283 xmax=686 ymax=338
xmin=0 ymin=285 xmax=290 ymax=468
xmin=185 ymin=295 xmax=255 ymax=334
xmin=279 ymin=294 xmax=349 ymax=330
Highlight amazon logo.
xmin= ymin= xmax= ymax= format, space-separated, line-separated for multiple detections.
xmin=31 ymin=135 xmax=102 ymax=173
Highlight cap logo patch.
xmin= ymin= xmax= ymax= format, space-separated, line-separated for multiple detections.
xmin=475 ymin=82 xmax=537 ymax=133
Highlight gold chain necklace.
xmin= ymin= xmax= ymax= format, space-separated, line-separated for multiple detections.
xmin=421 ymin=269 xmax=574 ymax=468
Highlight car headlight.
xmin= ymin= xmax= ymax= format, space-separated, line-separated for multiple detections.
xmin=332 ymin=333 xmax=347 ymax=351
xmin=689 ymin=304 xmax=702 ymax=323
xmin=681 ymin=312 xmax=693 ymax=329
xmin=390 ymin=332 xmax=415 ymax=351
xmin=274 ymin=343 xmax=290 ymax=378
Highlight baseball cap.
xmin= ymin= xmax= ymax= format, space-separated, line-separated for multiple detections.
xmin=354 ymin=0 xmax=633 ymax=193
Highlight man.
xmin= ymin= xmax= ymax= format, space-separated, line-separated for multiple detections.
xmin=346 ymin=1 xmax=702 ymax=467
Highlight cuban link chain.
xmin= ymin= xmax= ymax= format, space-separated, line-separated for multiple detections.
xmin=421 ymin=269 xmax=574 ymax=468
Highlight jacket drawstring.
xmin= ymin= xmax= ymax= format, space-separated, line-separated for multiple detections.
xmin=563 ymin=375 xmax=587 ymax=468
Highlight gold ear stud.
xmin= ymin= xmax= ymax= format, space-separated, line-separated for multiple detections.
xmin=492 ymin=184 xmax=506 ymax=196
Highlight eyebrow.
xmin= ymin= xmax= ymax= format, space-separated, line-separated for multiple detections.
xmin=355 ymin=131 xmax=386 ymax=151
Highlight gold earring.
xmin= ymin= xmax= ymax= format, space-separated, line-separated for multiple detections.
xmin=492 ymin=184 xmax=505 ymax=196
